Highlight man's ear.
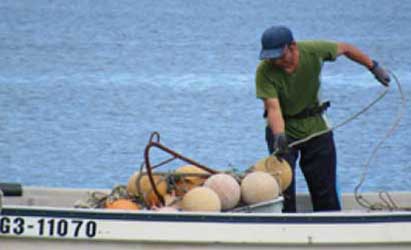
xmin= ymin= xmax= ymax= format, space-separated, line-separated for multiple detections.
xmin=288 ymin=41 xmax=297 ymax=50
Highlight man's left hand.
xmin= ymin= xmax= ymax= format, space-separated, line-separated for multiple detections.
xmin=370 ymin=60 xmax=390 ymax=87
xmin=273 ymin=132 xmax=288 ymax=161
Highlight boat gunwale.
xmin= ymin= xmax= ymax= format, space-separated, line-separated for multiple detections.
xmin=2 ymin=204 xmax=411 ymax=224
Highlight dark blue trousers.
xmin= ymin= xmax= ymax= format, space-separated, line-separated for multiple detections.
xmin=265 ymin=127 xmax=341 ymax=212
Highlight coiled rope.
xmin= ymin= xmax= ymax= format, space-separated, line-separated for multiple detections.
xmin=353 ymin=71 xmax=408 ymax=211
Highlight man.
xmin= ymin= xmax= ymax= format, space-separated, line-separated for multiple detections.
xmin=255 ymin=25 xmax=390 ymax=212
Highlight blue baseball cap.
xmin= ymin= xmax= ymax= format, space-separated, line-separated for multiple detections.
xmin=259 ymin=26 xmax=294 ymax=60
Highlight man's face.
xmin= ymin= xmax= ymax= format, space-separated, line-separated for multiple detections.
xmin=269 ymin=44 xmax=297 ymax=74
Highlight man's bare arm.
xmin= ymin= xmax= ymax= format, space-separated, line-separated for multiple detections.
xmin=336 ymin=42 xmax=373 ymax=69
xmin=336 ymin=42 xmax=390 ymax=86
xmin=264 ymin=98 xmax=284 ymax=134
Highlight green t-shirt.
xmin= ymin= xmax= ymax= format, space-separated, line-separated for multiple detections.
xmin=255 ymin=40 xmax=338 ymax=139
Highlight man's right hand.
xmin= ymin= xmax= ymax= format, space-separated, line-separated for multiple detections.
xmin=273 ymin=132 xmax=288 ymax=161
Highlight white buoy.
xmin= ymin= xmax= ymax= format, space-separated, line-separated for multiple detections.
xmin=204 ymin=173 xmax=240 ymax=210
xmin=181 ymin=187 xmax=221 ymax=212
xmin=241 ymin=171 xmax=280 ymax=205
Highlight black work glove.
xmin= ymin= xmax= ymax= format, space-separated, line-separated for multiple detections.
xmin=370 ymin=60 xmax=390 ymax=87
xmin=273 ymin=132 xmax=289 ymax=162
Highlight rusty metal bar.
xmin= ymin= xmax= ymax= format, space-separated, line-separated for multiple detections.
xmin=151 ymin=156 xmax=177 ymax=170
xmin=143 ymin=132 xmax=218 ymax=206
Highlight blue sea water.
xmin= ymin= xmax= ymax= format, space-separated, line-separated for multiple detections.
xmin=1 ymin=0 xmax=410 ymax=193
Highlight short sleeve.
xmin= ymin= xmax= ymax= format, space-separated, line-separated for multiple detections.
xmin=255 ymin=62 xmax=278 ymax=99
xmin=303 ymin=41 xmax=338 ymax=62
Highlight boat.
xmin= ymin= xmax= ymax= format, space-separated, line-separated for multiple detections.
xmin=1 ymin=186 xmax=411 ymax=250
xmin=2 ymin=133 xmax=411 ymax=249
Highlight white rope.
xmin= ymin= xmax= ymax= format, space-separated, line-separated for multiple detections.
xmin=273 ymin=70 xmax=407 ymax=211
xmin=272 ymin=80 xmax=389 ymax=151
xmin=354 ymin=71 xmax=407 ymax=211
xmin=288 ymin=88 xmax=389 ymax=148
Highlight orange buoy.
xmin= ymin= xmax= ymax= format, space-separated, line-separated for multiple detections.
xmin=174 ymin=165 xmax=210 ymax=196
xmin=126 ymin=171 xmax=168 ymax=206
xmin=105 ymin=198 xmax=140 ymax=210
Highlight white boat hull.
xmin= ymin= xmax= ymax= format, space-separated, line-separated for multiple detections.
xmin=1 ymin=187 xmax=411 ymax=249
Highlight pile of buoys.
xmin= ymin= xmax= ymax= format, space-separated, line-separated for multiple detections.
xmin=115 ymin=159 xmax=289 ymax=213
